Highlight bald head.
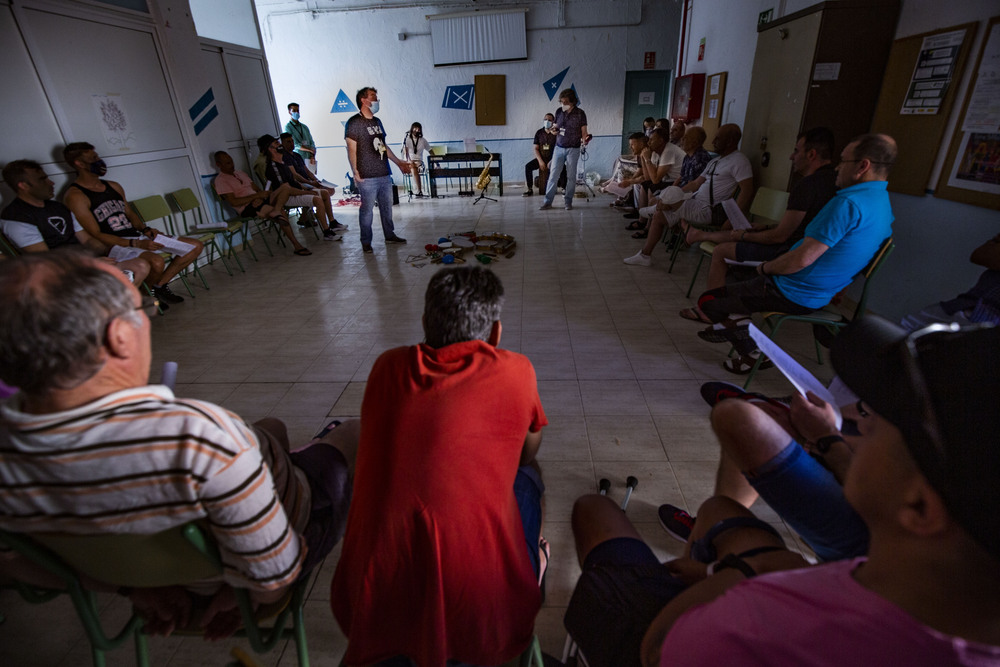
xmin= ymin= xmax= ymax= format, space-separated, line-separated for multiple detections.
xmin=713 ymin=124 xmax=742 ymax=155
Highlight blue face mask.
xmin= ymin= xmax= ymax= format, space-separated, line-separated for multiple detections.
xmin=543 ymin=120 xmax=553 ymax=129
xmin=290 ymin=111 xmax=300 ymax=120
xmin=89 ymin=159 xmax=108 ymax=176
xmin=370 ymin=101 xmax=380 ymax=114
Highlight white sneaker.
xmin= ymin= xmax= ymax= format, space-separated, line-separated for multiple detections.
xmin=623 ymin=251 xmax=652 ymax=266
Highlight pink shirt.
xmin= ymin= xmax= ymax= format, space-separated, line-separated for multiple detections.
xmin=213 ymin=170 xmax=256 ymax=198
xmin=662 ymin=558 xmax=1000 ymax=666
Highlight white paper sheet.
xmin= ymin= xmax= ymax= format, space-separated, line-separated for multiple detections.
xmin=749 ymin=323 xmax=842 ymax=429
xmin=722 ymin=198 xmax=751 ymax=230
xmin=153 ymin=235 xmax=196 ymax=257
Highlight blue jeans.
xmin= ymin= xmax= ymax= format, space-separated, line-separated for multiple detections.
xmin=746 ymin=440 xmax=869 ymax=561
xmin=544 ymin=145 xmax=580 ymax=206
xmin=357 ymin=174 xmax=395 ymax=246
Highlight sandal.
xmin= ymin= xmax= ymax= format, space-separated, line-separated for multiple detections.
xmin=632 ymin=229 xmax=648 ymax=239
xmin=293 ymin=248 xmax=312 ymax=256
xmin=679 ymin=307 xmax=712 ymax=324
xmin=625 ymin=220 xmax=644 ymax=231
xmin=722 ymin=353 xmax=774 ymax=375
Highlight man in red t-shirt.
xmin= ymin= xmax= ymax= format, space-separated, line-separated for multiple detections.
xmin=332 ymin=266 xmax=547 ymax=667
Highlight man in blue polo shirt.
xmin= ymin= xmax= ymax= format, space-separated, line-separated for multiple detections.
xmin=694 ymin=133 xmax=896 ymax=374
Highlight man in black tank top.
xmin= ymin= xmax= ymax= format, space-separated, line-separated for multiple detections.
xmin=63 ymin=142 xmax=203 ymax=305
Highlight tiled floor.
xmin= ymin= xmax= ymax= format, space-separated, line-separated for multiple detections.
xmin=0 ymin=188 xmax=832 ymax=666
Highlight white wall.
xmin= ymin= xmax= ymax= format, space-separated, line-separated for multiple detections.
xmin=254 ymin=0 xmax=681 ymax=185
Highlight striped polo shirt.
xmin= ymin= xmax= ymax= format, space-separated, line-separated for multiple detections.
xmin=0 ymin=386 xmax=307 ymax=592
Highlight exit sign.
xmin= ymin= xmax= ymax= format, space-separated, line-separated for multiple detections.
xmin=758 ymin=9 xmax=773 ymax=25
xmin=644 ymin=51 xmax=656 ymax=69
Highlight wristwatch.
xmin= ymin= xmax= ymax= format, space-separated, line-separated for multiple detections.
xmin=814 ymin=434 xmax=845 ymax=454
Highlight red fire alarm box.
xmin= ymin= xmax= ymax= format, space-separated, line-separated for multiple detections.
xmin=671 ymin=73 xmax=706 ymax=122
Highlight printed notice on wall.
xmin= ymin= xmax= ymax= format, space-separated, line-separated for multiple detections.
xmin=900 ymin=29 xmax=966 ymax=115
xmin=92 ymin=93 xmax=135 ymax=151
xmin=639 ymin=92 xmax=655 ymax=106
xmin=946 ymin=23 xmax=1000 ymax=195
xmin=812 ymin=63 xmax=841 ymax=81
xmin=708 ymin=99 xmax=719 ymax=119
xmin=710 ymin=75 xmax=720 ymax=96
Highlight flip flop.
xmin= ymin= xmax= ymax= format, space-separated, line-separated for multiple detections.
xmin=632 ymin=230 xmax=648 ymax=239
xmin=679 ymin=307 xmax=712 ymax=324
xmin=699 ymin=381 xmax=788 ymax=409
xmin=625 ymin=220 xmax=644 ymax=231
xmin=722 ymin=354 xmax=775 ymax=375
xmin=293 ymin=248 xmax=312 ymax=256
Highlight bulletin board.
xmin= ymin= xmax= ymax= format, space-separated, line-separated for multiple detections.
xmin=869 ymin=22 xmax=977 ymax=196
xmin=475 ymin=75 xmax=506 ymax=126
xmin=701 ymin=72 xmax=727 ymax=148
xmin=935 ymin=16 xmax=1000 ymax=210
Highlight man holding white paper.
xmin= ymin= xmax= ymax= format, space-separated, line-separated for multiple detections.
xmin=693 ymin=133 xmax=896 ymax=374
xmin=679 ymin=128 xmax=838 ymax=322
xmin=63 ymin=142 xmax=203 ymax=306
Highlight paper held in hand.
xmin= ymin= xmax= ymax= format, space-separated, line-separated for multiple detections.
xmin=748 ymin=323 xmax=859 ymax=429
xmin=153 ymin=235 xmax=197 ymax=257
xmin=722 ymin=198 xmax=751 ymax=230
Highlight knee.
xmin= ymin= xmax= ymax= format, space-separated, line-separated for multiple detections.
xmin=145 ymin=254 xmax=166 ymax=273
xmin=572 ymin=493 xmax=616 ymax=528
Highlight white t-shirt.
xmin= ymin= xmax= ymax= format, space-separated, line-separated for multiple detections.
xmin=0 ymin=212 xmax=83 ymax=248
xmin=652 ymin=143 xmax=686 ymax=183
xmin=403 ymin=132 xmax=430 ymax=162
xmin=693 ymin=151 xmax=753 ymax=205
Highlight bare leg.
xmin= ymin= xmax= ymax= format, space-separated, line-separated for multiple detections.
xmin=317 ymin=188 xmax=341 ymax=226
xmin=117 ymin=257 xmax=151 ymax=286
xmin=640 ymin=210 xmax=668 ymax=256
xmin=158 ymin=237 xmax=205 ymax=286
xmin=711 ymin=398 xmax=798 ymax=507
xmin=310 ymin=195 xmax=330 ymax=230
xmin=707 ymin=241 xmax=739 ymax=291
xmin=571 ymin=494 xmax=642 ymax=568
xmin=138 ymin=251 xmax=166 ymax=286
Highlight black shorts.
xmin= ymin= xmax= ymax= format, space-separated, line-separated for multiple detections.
xmin=564 ymin=538 xmax=687 ymax=667
xmin=734 ymin=241 xmax=792 ymax=263
xmin=288 ymin=445 xmax=353 ymax=576
xmin=239 ymin=200 xmax=266 ymax=217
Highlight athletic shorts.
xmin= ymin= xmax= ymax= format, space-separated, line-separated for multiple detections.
xmin=514 ymin=465 xmax=545 ymax=578
xmin=288 ymin=444 xmax=353 ymax=575
xmin=734 ymin=241 xmax=791 ymax=263
xmin=564 ymin=537 xmax=687 ymax=667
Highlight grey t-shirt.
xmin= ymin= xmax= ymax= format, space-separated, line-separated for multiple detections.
xmin=346 ymin=114 xmax=391 ymax=179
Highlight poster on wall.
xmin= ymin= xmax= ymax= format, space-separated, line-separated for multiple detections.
xmin=92 ymin=93 xmax=134 ymax=151
xmin=442 ymin=84 xmax=475 ymax=110
xmin=331 ymin=90 xmax=358 ymax=114
xmin=945 ymin=22 xmax=1000 ymax=195
xmin=900 ymin=29 xmax=967 ymax=115
xmin=639 ymin=92 xmax=655 ymax=105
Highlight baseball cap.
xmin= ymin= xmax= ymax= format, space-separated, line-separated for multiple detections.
xmin=831 ymin=315 xmax=1000 ymax=560
xmin=659 ymin=186 xmax=694 ymax=206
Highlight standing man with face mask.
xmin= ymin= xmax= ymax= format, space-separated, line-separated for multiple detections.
xmin=345 ymin=86 xmax=410 ymax=254
xmin=523 ymin=113 xmax=566 ymax=197
xmin=284 ymin=103 xmax=317 ymax=171
xmin=539 ymin=89 xmax=591 ymax=211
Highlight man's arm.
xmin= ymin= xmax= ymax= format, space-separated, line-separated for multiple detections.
xmin=970 ymin=234 xmax=1000 ymax=270
xmin=682 ymin=174 xmax=705 ymax=194
xmin=346 ymin=137 xmax=362 ymax=182
xmin=64 ymin=187 xmax=132 ymax=248
xmin=533 ymin=141 xmax=546 ymax=165
xmin=741 ymin=209 xmax=806 ymax=245
xmin=108 ymin=181 xmax=157 ymax=239
xmin=383 ymin=144 xmax=410 ymax=171
xmin=758 ymin=237 xmax=829 ymax=276
xmin=74 ymin=229 xmax=110 ymax=255
xmin=581 ymin=124 xmax=589 ymax=145
xmin=520 ymin=428 xmax=543 ymax=467
xmin=735 ymin=177 xmax=754 ymax=215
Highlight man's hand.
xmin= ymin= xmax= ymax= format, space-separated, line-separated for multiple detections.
xmin=137 ymin=238 xmax=164 ymax=251
xmin=788 ymin=392 xmax=839 ymax=443
xmin=129 ymin=586 xmax=192 ymax=637
xmin=200 ymin=587 xmax=244 ymax=641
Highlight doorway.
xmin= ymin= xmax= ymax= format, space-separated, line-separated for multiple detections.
xmin=621 ymin=70 xmax=672 ymax=154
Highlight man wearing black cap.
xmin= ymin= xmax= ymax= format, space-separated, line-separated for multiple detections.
xmin=636 ymin=316 xmax=1000 ymax=666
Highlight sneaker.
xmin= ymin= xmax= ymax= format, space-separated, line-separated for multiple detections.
xmin=539 ymin=202 xmax=553 ymax=210
xmin=385 ymin=235 xmax=407 ymax=244
xmin=623 ymin=251 xmax=652 ymax=266
xmin=564 ymin=203 xmax=573 ymax=210
xmin=623 ymin=211 xmax=640 ymax=220
xmin=312 ymin=419 xmax=342 ymax=441
xmin=152 ymin=284 xmax=184 ymax=304
xmin=522 ymin=190 xmax=533 ymax=197
xmin=331 ymin=221 xmax=348 ymax=231
xmin=658 ymin=504 xmax=695 ymax=543
xmin=322 ymin=229 xmax=342 ymax=241
xmin=362 ymin=244 xmax=373 ymax=254
xmin=415 ymin=193 xmax=428 ymax=199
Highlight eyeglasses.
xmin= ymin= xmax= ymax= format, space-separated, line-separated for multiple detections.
xmin=839 ymin=159 xmax=895 ymax=166
xmin=137 ymin=295 xmax=161 ymax=318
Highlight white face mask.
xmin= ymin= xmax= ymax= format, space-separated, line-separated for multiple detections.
xmin=543 ymin=120 xmax=553 ymax=129
xmin=370 ymin=100 xmax=380 ymax=114
xmin=561 ymin=104 xmax=571 ymax=112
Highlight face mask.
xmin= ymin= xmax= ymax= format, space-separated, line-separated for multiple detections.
xmin=561 ymin=104 xmax=571 ymax=112
xmin=543 ymin=120 xmax=553 ymax=129
xmin=290 ymin=111 xmax=300 ymax=120
xmin=413 ymin=131 xmax=422 ymax=138
xmin=89 ymin=159 xmax=108 ymax=176
xmin=370 ymin=101 xmax=380 ymax=114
